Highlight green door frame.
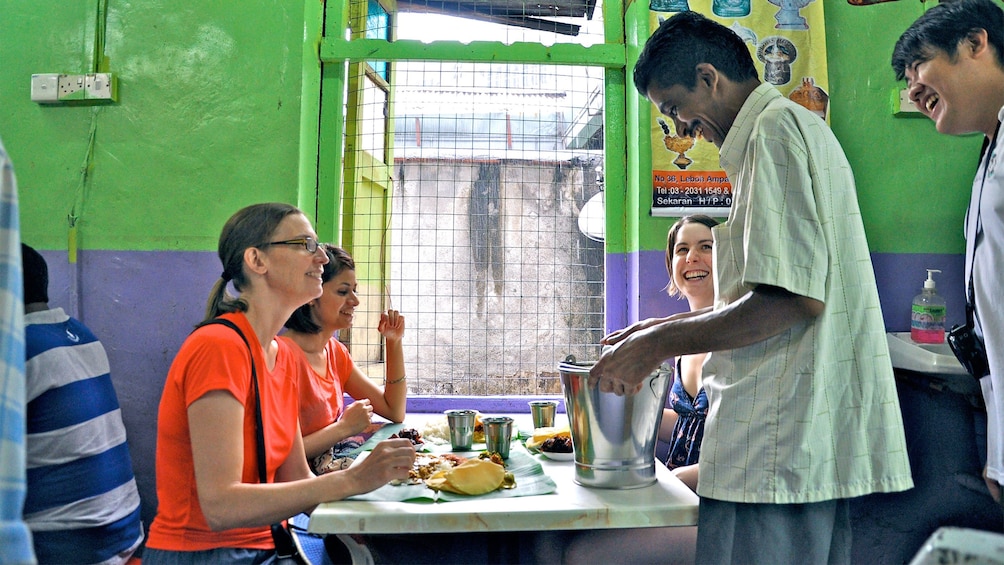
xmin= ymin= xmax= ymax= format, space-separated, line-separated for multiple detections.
xmin=318 ymin=0 xmax=630 ymax=241
xmin=316 ymin=0 xmax=644 ymax=335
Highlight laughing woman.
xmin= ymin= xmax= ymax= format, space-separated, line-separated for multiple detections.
xmin=280 ymin=244 xmax=408 ymax=474
xmin=144 ymin=203 xmax=415 ymax=564
xmin=539 ymin=215 xmax=718 ymax=565
xmin=657 ymin=214 xmax=718 ymax=492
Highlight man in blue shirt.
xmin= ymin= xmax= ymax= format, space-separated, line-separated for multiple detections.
xmin=23 ymin=244 xmax=144 ymax=564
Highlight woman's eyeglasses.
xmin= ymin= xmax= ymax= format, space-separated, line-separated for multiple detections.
xmin=259 ymin=237 xmax=320 ymax=254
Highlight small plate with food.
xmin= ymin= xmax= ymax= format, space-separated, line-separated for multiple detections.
xmin=538 ymin=434 xmax=574 ymax=461
xmin=540 ymin=449 xmax=574 ymax=461
xmin=525 ymin=425 xmax=571 ymax=452
xmin=389 ymin=427 xmax=427 ymax=451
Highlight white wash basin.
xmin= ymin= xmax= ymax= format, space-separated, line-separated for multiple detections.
xmin=887 ymin=332 xmax=967 ymax=376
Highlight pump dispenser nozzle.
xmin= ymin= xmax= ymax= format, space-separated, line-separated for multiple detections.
xmin=924 ymin=269 xmax=941 ymax=290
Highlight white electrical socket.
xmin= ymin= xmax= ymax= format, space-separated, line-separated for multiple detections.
xmin=31 ymin=73 xmax=117 ymax=104
xmin=85 ymin=73 xmax=116 ymax=100
xmin=57 ymin=74 xmax=86 ymax=100
xmin=30 ymin=74 xmax=60 ymax=103
xmin=896 ymin=88 xmax=921 ymax=114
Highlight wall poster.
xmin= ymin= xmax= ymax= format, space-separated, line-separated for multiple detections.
xmin=648 ymin=0 xmax=829 ymax=217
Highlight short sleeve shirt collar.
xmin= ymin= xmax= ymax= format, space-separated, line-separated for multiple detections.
xmin=719 ymin=82 xmax=778 ymax=175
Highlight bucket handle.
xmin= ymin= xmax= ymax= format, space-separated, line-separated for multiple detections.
xmin=564 ymin=355 xmax=672 ymax=397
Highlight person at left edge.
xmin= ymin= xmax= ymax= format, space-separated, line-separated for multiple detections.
xmin=0 ymin=136 xmax=35 ymax=565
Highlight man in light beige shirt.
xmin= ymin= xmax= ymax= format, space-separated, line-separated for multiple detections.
xmin=591 ymin=12 xmax=913 ymax=564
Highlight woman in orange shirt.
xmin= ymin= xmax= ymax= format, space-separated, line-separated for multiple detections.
xmin=280 ymin=244 xmax=408 ymax=474
xmin=145 ymin=203 xmax=415 ymax=563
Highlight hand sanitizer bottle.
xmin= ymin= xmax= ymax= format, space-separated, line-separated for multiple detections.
xmin=911 ymin=269 xmax=946 ymax=344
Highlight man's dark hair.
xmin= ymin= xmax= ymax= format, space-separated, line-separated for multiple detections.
xmin=22 ymin=243 xmax=49 ymax=305
xmin=892 ymin=0 xmax=1004 ymax=80
xmin=633 ymin=11 xmax=759 ymax=98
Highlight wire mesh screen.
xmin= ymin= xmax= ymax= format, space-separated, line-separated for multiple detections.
xmin=343 ymin=0 xmax=607 ymax=396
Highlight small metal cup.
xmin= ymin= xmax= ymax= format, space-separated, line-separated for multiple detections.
xmin=482 ymin=416 xmax=514 ymax=459
xmin=445 ymin=409 xmax=477 ymax=451
xmin=528 ymin=400 xmax=558 ymax=429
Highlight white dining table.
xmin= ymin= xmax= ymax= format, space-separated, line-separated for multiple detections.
xmin=306 ymin=413 xmax=699 ymax=535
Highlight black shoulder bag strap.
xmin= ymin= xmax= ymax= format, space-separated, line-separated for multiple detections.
xmin=198 ymin=318 xmax=300 ymax=561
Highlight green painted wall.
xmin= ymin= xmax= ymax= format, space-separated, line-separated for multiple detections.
xmin=628 ymin=0 xmax=983 ymax=255
xmin=826 ymin=0 xmax=981 ymax=254
xmin=0 ymin=0 xmax=986 ymax=535
xmin=1 ymin=0 xmax=984 ymax=256
xmin=2 ymin=0 xmax=319 ymax=252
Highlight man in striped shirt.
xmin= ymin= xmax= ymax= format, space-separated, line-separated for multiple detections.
xmin=23 ymin=244 xmax=144 ymax=564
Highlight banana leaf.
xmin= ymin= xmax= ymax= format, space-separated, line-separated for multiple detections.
xmin=347 ymin=424 xmax=555 ymax=502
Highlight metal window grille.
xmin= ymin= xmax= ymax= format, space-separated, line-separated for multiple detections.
xmin=345 ymin=0 xmax=606 ymax=396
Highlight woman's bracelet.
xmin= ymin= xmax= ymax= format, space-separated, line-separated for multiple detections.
xmin=385 ymin=375 xmax=407 ymax=385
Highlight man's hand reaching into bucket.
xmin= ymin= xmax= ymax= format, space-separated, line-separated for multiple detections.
xmin=588 ymin=323 xmax=668 ymax=396
xmin=600 ymin=316 xmax=669 ymax=346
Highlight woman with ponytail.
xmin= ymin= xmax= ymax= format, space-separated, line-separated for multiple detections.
xmin=145 ymin=203 xmax=415 ymax=564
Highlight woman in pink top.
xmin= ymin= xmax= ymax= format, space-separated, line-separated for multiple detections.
xmin=281 ymin=244 xmax=408 ymax=473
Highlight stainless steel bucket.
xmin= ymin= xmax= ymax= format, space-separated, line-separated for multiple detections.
xmin=559 ymin=355 xmax=673 ymax=489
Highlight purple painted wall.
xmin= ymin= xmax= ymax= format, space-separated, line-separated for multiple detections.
xmin=605 ymin=250 xmax=968 ymax=333
xmin=31 ymin=246 xmax=965 ymax=530
xmin=604 ymin=249 xmax=693 ymax=335
xmin=872 ymin=252 xmax=967 ymax=332
xmin=36 ymin=248 xmax=571 ymax=527
xmin=37 ymin=249 xmax=219 ymax=529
